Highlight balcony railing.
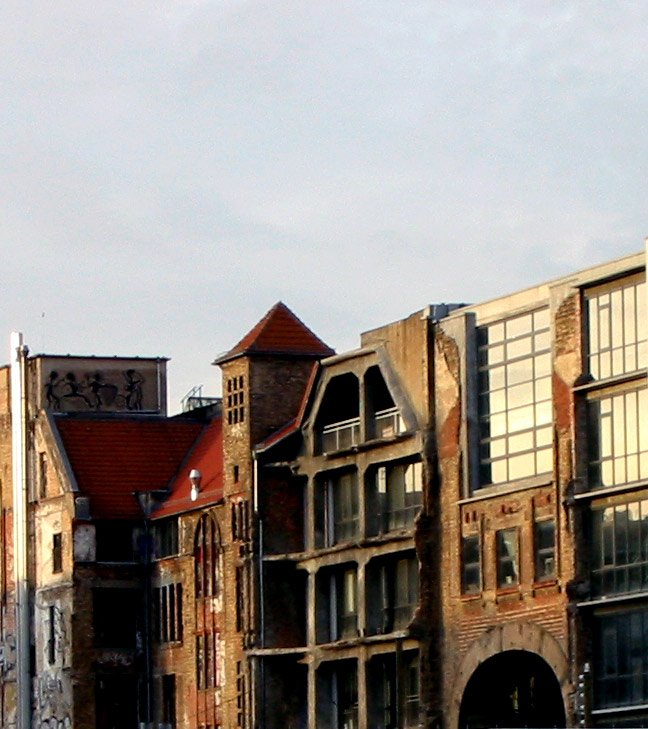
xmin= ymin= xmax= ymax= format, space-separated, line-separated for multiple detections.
xmin=373 ymin=407 xmax=403 ymax=439
xmin=321 ymin=417 xmax=360 ymax=453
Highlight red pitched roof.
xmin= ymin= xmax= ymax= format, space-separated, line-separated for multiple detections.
xmin=153 ymin=416 xmax=223 ymax=518
xmin=55 ymin=416 xmax=204 ymax=519
xmin=214 ymin=302 xmax=334 ymax=364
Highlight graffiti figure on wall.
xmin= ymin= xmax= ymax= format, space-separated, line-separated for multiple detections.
xmin=44 ymin=369 xmax=146 ymax=413
xmin=124 ymin=369 xmax=144 ymax=410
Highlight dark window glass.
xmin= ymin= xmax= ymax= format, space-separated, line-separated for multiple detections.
xmin=319 ymin=472 xmax=359 ymax=547
xmin=153 ymin=584 xmax=183 ymax=644
xmin=594 ymin=608 xmax=648 ymax=710
xmin=373 ymin=462 xmax=422 ymax=533
xmin=462 ymin=535 xmax=481 ymax=594
xmin=534 ymin=520 xmax=556 ymax=581
xmin=153 ymin=518 xmax=179 ymax=559
xmin=496 ymin=528 xmax=519 ymax=588
xmin=591 ymin=499 xmax=648 ymax=596
xmin=52 ymin=533 xmax=63 ymax=574
xmin=162 ymin=674 xmax=176 ymax=727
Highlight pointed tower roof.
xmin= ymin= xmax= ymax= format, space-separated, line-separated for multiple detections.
xmin=214 ymin=302 xmax=334 ymax=365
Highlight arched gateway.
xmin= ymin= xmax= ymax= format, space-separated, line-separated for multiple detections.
xmin=450 ymin=622 xmax=569 ymax=729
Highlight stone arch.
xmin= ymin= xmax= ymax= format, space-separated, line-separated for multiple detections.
xmin=448 ymin=621 xmax=570 ymax=729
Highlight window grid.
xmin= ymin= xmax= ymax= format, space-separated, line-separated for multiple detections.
xmin=591 ymin=498 xmax=648 ymax=597
xmin=594 ymin=608 xmax=648 ymax=710
xmin=478 ymin=309 xmax=552 ymax=487
xmin=375 ymin=462 xmax=422 ymax=533
xmin=586 ymin=276 xmax=647 ymax=380
xmin=154 ymin=584 xmax=183 ymax=644
xmin=226 ymin=376 xmax=245 ymax=425
xmin=195 ymin=514 xmax=220 ymax=598
xmin=588 ymin=387 xmax=648 ymax=489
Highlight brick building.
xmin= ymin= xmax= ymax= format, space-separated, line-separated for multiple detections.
xmin=1 ymin=248 xmax=647 ymax=729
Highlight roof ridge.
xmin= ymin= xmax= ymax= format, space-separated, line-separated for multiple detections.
xmin=214 ymin=301 xmax=334 ymax=364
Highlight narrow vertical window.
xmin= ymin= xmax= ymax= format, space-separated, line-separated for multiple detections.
xmin=52 ymin=532 xmax=63 ymax=574
xmin=461 ymin=534 xmax=481 ymax=594
xmin=39 ymin=452 xmax=48 ymax=499
xmin=496 ymin=528 xmax=520 ymax=588
xmin=534 ymin=519 xmax=556 ymax=582
xmin=47 ymin=605 xmax=56 ymax=665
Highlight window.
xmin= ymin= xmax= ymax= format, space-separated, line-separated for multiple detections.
xmin=226 ymin=376 xmax=245 ymax=425
xmin=153 ymin=518 xmax=179 ymax=559
xmin=534 ymin=520 xmax=556 ymax=582
xmin=196 ymin=632 xmax=219 ymax=690
xmin=39 ymin=452 xmax=48 ymax=499
xmin=586 ymin=274 xmax=647 ymax=380
xmin=52 ymin=532 xmax=62 ymax=574
xmin=369 ymin=652 xmax=420 ymax=728
xmin=588 ymin=387 xmax=648 ymax=489
xmin=461 ymin=534 xmax=481 ymax=594
xmin=47 ymin=605 xmax=56 ymax=665
xmin=316 ymin=374 xmax=360 ymax=454
xmin=161 ymin=674 xmax=176 ymax=728
xmin=93 ymin=588 xmax=139 ymax=648
xmin=232 ymin=500 xmax=250 ymax=542
xmin=496 ymin=528 xmax=519 ymax=588
xmin=237 ymin=660 xmax=247 ymax=729
xmin=153 ymin=584 xmax=183 ymax=644
xmin=478 ymin=309 xmax=552 ymax=486
xmin=319 ymin=661 xmax=358 ymax=729
xmin=373 ymin=462 xmax=422 ymax=533
xmin=194 ymin=514 xmax=220 ymax=598
xmin=591 ymin=499 xmax=648 ymax=596
xmin=594 ymin=608 xmax=648 ymax=710
xmin=316 ymin=472 xmax=359 ymax=547
xmin=368 ymin=555 xmax=418 ymax=634
xmin=317 ymin=566 xmax=358 ymax=643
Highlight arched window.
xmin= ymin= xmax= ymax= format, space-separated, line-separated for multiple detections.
xmin=194 ymin=513 xmax=220 ymax=598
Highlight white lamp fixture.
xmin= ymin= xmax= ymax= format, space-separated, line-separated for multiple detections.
xmin=189 ymin=469 xmax=202 ymax=501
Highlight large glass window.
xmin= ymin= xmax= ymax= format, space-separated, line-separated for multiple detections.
xmin=372 ymin=462 xmax=422 ymax=533
xmin=588 ymin=387 xmax=648 ymax=489
xmin=586 ymin=275 xmax=647 ymax=380
xmin=478 ymin=309 xmax=552 ymax=486
xmin=316 ymin=471 xmax=359 ymax=547
xmin=594 ymin=608 xmax=648 ymax=710
xmin=316 ymin=566 xmax=358 ymax=643
xmin=591 ymin=498 xmax=648 ymax=596
xmin=367 ymin=554 xmax=419 ymax=635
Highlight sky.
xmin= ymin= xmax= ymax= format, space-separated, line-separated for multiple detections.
xmin=2 ymin=1 xmax=648 ymax=411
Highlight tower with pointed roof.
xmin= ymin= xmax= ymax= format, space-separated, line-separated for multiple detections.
xmin=213 ymin=302 xmax=334 ymax=729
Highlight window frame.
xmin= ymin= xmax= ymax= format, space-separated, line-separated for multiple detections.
xmin=496 ymin=527 xmax=520 ymax=589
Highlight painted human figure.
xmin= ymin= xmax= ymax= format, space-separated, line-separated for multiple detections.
xmin=124 ymin=369 xmax=144 ymax=410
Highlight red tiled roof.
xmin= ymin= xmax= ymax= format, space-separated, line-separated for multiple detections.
xmin=55 ymin=416 xmax=204 ymax=519
xmin=214 ymin=302 xmax=334 ymax=364
xmin=153 ymin=416 xmax=223 ymax=518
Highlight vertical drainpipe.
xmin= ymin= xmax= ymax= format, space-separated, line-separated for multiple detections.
xmin=10 ymin=332 xmax=30 ymax=729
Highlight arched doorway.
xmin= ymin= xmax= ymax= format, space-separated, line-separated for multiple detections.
xmin=459 ymin=650 xmax=565 ymax=729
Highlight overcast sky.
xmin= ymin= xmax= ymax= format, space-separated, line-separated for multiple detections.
xmin=2 ymin=1 xmax=647 ymax=410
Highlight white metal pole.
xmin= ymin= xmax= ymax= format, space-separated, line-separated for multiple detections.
xmin=10 ymin=332 xmax=30 ymax=729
